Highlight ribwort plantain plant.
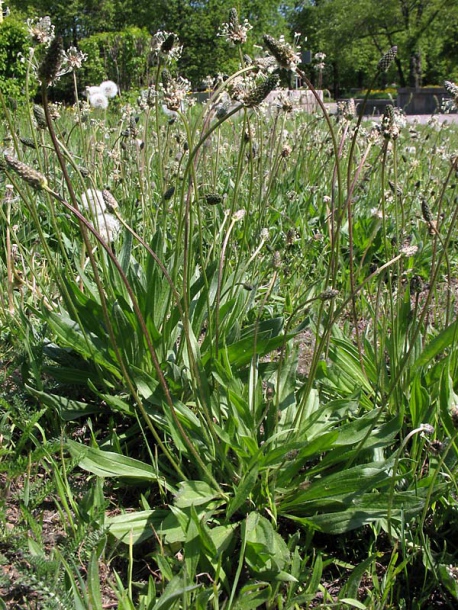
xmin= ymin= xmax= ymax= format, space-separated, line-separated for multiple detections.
xmin=1 ymin=9 xmax=458 ymax=608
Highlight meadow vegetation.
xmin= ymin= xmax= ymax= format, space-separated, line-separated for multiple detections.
xmin=1 ymin=10 xmax=458 ymax=609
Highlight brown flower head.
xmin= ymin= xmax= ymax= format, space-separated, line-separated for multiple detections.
xmin=242 ymin=74 xmax=279 ymax=108
xmin=4 ymin=154 xmax=48 ymax=190
xmin=219 ymin=8 xmax=252 ymax=46
xmin=263 ymin=34 xmax=301 ymax=70
xmin=377 ymin=46 xmax=398 ymax=72
xmin=27 ymin=16 xmax=55 ymax=45
xmin=38 ymin=35 xmax=64 ymax=85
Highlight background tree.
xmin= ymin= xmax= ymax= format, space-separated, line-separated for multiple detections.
xmin=0 ymin=14 xmax=32 ymax=98
xmin=8 ymin=0 xmax=116 ymax=40
xmin=291 ymin=0 xmax=458 ymax=95
xmin=7 ymin=0 xmax=296 ymax=87
xmin=5 ymin=0 xmax=457 ymax=93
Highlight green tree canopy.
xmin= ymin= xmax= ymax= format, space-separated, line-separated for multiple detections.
xmin=7 ymin=0 xmax=296 ymax=86
xmin=291 ymin=0 xmax=458 ymax=95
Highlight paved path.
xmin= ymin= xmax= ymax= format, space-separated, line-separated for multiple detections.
xmin=323 ymin=103 xmax=458 ymax=124
xmin=367 ymin=113 xmax=458 ymax=125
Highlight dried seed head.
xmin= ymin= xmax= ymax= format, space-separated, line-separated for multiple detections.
xmin=38 ymin=35 xmax=64 ymax=85
xmin=337 ymin=98 xmax=356 ymax=120
xmin=99 ymin=80 xmax=118 ymax=99
xmin=377 ymin=46 xmax=397 ymax=72
xmin=137 ymin=86 xmax=157 ymax=109
xmin=33 ymin=105 xmax=47 ymax=129
xmin=204 ymin=193 xmax=222 ymax=205
xmin=243 ymin=74 xmax=279 ymax=108
xmin=4 ymin=154 xmax=48 ymax=190
xmin=89 ymin=92 xmax=108 ymax=109
xmin=102 ymin=189 xmax=119 ymax=213
xmin=81 ymin=189 xmax=106 ymax=214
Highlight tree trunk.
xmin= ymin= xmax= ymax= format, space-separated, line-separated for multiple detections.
xmin=409 ymin=50 xmax=422 ymax=89
xmin=394 ymin=56 xmax=406 ymax=88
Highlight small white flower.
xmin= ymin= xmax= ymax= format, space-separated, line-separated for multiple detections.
xmin=370 ymin=207 xmax=383 ymax=219
xmin=81 ymin=189 xmax=106 ymax=215
xmin=400 ymin=244 xmax=419 ymax=258
xmin=218 ymin=9 xmax=252 ymax=46
xmin=161 ymin=104 xmax=179 ymax=119
xmin=89 ymin=93 xmax=109 ymax=109
xmin=150 ymin=31 xmax=182 ymax=64
xmin=27 ymin=16 xmax=55 ymax=45
xmin=161 ymin=76 xmax=191 ymax=112
xmin=263 ymin=34 xmax=301 ymax=71
xmin=62 ymin=47 xmax=87 ymax=71
xmin=99 ymin=80 xmax=118 ymax=98
xmin=137 ymin=87 xmax=157 ymax=109
xmin=419 ymin=423 xmax=435 ymax=435
xmin=232 ymin=209 xmax=246 ymax=222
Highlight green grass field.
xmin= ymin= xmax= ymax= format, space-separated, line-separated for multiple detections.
xmin=1 ymin=24 xmax=458 ymax=609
